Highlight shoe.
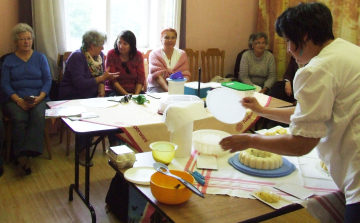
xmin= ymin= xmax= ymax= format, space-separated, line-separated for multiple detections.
xmin=17 ymin=156 xmax=28 ymax=167
xmin=22 ymin=166 xmax=32 ymax=175
xmin=18 ymin=156 xmax=31 ymax=175
xmin=0 ymin=165 xmax=3 ymax=177
xmin=79 ymin=158 xmax=94 ymax=167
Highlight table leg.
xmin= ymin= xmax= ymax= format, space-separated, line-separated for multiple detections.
xmin=69 ymin=133 xmax=97 ymax=223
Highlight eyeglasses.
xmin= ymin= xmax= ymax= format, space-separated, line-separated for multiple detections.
xmin=18 ymin=37 xmax=33 ymax=42
xmin=254 ymin=41 xmax=266 ymax=45
xmin=122 ymin=62 xmax=131 ymax=74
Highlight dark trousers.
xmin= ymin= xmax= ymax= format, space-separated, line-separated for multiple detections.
xmin=4 ymin=100 xmax=47 ymax=158
xmin=0 ymin=107 xmax=3 ymax=165
xmin=268 ymin=81 xmax=296 ymax=103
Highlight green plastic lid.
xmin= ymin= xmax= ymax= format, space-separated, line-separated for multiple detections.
xmin=221 ymin=81 xmax=256 ymax=91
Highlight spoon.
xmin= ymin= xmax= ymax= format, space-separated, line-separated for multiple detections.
xmin=153 ymin=162 xmax=205 ymax=198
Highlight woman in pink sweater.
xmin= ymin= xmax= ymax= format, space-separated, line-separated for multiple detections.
xmin=147 ymin=28 xmax=191 ymax=93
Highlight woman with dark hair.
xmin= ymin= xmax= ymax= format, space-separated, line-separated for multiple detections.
xmin=147 ymin=28 xmax=190 ymax=93
xmin=220 ymin=2 xmax=360 ymax=222
xmin=239 ymin=32 xmax=276 ymax=94
xmin=105 ymin=30 xmax=145 ymax=96
xmin=1 ymin=23 xmax=52 ymax=175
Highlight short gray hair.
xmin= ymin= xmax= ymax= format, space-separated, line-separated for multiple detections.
xmin=82 ymin=30 xmax=107 ymax=50
xmin=11 ymin=23 xmax=35 ymax=42
xmin=248 ymin=32 xmax=268 ymax=49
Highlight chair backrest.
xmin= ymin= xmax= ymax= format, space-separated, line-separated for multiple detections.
xmin=0 ymin=53 xmax=12 ymax=103
xmin=183 ymin=48 xmax=199 ymax=82
xmin=57 ymin=51 xmax=72 ymax=83
xmin=234 ymin=49 xmax=273 ymax=80
xmin=233 ymin=49 xmax=249 ymax=80
xmin=141 ymin=50 xmax=152 ymax=92
xmin=200 ymin=48 xmax=225 ymax=83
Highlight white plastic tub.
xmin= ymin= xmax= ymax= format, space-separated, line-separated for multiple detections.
xmin=192 ymin=129 xmax=231 ymax=157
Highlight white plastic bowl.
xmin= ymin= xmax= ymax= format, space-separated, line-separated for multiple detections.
xmin=192 ymin=129 xmax=231 ymax=157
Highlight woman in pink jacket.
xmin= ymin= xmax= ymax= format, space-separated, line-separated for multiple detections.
xmin=147 ymin=28 xmax=191 ymax=93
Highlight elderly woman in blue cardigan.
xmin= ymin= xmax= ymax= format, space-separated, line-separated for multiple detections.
xmin=1 ymin=23 xmax=52 ymax=175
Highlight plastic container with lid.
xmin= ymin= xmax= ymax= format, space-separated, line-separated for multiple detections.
xmin=184 ymin=82 xmax=211 ymax=98
xmin=106 ymin=145 xmax=136 ymax=169
xmin=167 ymin=78 xmax=187 ymax=94
xmin=158 ymin=94 xmax=203 ymax=115
xmin=221 ymin=81 xmax=256 ymax=97
xmin=166 ymin=71 xmax=187 ymax=95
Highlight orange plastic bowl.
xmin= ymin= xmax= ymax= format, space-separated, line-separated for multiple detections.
xmin=150 ymin=170 xmax=194 ymax=204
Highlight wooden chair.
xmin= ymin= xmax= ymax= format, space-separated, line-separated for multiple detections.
xmin=142 ymin=50 xmax=152 ymax=92
xmin=56 ymin=51 xmax=72 ymax=83
xmin=183 ymin=48 xmax=199 ymax=82
xmin=200 ymin=48 xmax=225 ymax=83
xmin=57 ymin=51 xmax=106 ymax=156
xmin=4 ymin=115 xmax=52 ymax=163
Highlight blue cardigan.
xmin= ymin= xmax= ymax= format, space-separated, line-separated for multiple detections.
xmin=1 ymin=51 xmax=52 ymax=102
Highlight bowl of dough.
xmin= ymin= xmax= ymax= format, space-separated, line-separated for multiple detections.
xmin=192 ymin=129 xmax=231 ymax=157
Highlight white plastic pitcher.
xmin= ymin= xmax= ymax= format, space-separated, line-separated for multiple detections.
xmin=167 ymin=78 xmax=187 ymax=95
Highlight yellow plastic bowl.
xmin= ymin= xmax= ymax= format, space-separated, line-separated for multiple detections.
xmin=150 ymin=170 xmax=194 ymax=204
xmin=149 ymin=141 xmax=178 ymax=164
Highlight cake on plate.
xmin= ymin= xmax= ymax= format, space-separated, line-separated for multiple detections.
xmin=239 ymin=148 xmax=283 ymax=170
xmin=264 ymin=127 xmax=287 ymax=135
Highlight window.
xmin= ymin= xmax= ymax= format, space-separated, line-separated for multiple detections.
xmin=63 ymin=0 xmax=179 ymax=52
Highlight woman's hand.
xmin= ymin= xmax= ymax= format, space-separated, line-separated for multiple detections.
xmin=259 ymin=87 xmax=268 ymax=94
xmin=284 ymin=81 xmax=292 ymax=96
xmin=16 ymin=99 xmax=30 ymax=111
xmin=241 ymin=97 xmax=264 ymax=114
xmin=99 ymin=67 xmax=119 ymax=83
xmin=220 ymin=134 xmax=253 ymax=153
xmin=156 ymin=75 xmax=168 ymax=92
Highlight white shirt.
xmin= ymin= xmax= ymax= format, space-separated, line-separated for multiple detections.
xmin=290 ymin=38 xmax=360 ymax=204
xmin=161 ymin=48 xmax=181 ymax=69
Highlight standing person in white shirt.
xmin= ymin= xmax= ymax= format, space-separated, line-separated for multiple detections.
xmin=220 ymin=2 xmax=360 ymax=222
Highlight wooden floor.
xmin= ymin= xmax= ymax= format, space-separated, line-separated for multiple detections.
xmin=0 ymin=131 xmax=319 ymax=223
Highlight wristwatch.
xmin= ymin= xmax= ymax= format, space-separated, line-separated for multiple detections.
xmin=284 ymin=79 xmax=290 ymax=82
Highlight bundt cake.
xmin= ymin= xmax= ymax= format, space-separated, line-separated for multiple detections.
xmin=239 ymin=148 xmax=283 ymax=170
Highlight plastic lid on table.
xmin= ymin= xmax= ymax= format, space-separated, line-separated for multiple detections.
xmin=221 ymin=81 xmax=256 ymax=91
xmin=124 ymin=167 xmax=157 ymax=185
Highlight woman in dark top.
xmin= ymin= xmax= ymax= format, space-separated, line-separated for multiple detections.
xmin=58 ymin=30 xmax=118 ymax=166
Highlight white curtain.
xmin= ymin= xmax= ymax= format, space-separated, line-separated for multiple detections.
xmin=32 ymin=0 xmax=67 ymax=80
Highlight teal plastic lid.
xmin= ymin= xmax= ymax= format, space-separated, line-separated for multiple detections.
xmin=221 ymin=81 xmax=256 ymax=91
